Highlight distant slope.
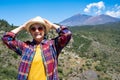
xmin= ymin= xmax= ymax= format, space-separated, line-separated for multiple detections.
xmin=59 ymin=14 xmax=120 ymax=26
xmin=59 ymin=14 xmax=92 ymax=26
xmin=83 ymin=14 xmax=120 ymax=25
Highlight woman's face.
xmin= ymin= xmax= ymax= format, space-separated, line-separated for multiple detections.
xmin=29 ymin=23 xmax=45 ymax=43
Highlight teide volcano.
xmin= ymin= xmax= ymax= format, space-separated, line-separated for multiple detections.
xmin=59 ymin=14 xmax=92 ymax=26
xmin=59 ymin=14 xmax=120 ymax=26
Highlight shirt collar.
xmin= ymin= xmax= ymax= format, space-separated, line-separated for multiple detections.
xmin=32 ymin=39 xmax=47 ymax=45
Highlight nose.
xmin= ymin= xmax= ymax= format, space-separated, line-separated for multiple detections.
xmin=35 ymin=29 xmax=39 ymax=32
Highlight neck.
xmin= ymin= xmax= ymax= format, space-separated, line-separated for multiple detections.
xmin=33 ymin=38 xmax=43 ymax=45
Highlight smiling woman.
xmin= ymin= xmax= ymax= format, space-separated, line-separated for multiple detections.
xmin=29 ymin=23 xmax=46 ymax=44
xmin=1 ymin=16 xmax=72 ymax=80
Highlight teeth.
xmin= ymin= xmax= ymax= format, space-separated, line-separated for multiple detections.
xmin=36 ymin=33 xmax=42 ymax=35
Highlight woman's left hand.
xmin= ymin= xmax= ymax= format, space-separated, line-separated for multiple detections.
xmin=43 ymin=19 xmax=53 ymax=29
xmin=43 ymin=19 xmax=60 ymax=29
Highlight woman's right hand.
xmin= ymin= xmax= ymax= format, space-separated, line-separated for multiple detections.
xmin=20 ymin=19 xmax=32 ymax=30
xmin=10 ymin=21 xmax=29 ymax=34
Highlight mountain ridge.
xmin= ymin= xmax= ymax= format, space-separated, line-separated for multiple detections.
xmin=59 ymin=14 xmax=120 ymax=26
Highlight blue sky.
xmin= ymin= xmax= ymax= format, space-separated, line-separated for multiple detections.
xmin=0 ymin=0 xmax=120 ymax=26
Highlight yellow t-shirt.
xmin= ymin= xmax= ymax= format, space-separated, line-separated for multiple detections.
xmin=28 ymin=45 xmax=47 ymax=80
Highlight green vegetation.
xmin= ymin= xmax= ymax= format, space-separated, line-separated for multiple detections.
xmin=69 ymin=22 xmax=120 ymax=79
xmin=0 ymin=20 xmax=120 ymax=80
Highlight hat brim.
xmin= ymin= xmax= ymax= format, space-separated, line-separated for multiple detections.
xmin=25 ymin=21 xmax=50 ymax=34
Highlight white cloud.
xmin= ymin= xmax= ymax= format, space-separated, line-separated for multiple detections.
xmin=105 ymin=4 xmax=120 ymax=17
xmin=106 ymin=11 xmax=120 ymax=17
xmin=84 ymin=1 xmax=105 ymax=15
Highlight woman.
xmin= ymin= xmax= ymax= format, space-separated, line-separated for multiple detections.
xmin=2 ymin=16 xmax=72 ymax=80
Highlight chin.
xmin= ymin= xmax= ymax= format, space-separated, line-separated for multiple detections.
xmin=35 ymin=35 xmax=44 ymax=39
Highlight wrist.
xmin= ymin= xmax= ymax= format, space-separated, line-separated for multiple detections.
xmin=52 ymin=24 xmax=60 ymax=29
xmin=11 ymin=26 xmax=24 ymax=34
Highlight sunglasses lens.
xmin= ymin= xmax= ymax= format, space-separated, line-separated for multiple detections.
xmin=30 ymin=27 xmax=44 ymax=32
xmin=31 ymin=27 xmax=36 ymax=31
xmin=38 ymin=27 xmax=43 ymax=31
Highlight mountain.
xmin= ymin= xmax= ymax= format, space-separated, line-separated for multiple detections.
xmin=59 ymin=14 xmax=92 ymax=26
xmin=83 ymin=14 xmax=120 ymax=25
xmin=59 ymin=14 xmax=120 ymax=26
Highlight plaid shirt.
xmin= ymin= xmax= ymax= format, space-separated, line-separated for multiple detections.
xmin=2 ymin=26 xmax=72 ymax=80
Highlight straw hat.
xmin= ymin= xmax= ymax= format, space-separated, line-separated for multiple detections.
xmin=25 ymin=16 xmax=50 ymax=34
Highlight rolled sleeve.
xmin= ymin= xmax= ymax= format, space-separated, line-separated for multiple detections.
xmin=54 ymin=26 xmax=72 ymax=56
xmin=1 ymin=32 xmax=24 ymax=55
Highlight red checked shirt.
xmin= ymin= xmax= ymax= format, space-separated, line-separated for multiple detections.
xmin=2 ymin=26 xmax=72 ymax=80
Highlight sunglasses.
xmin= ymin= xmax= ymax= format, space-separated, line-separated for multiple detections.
xmin=30 ymin=26 xmax=44 ymax=32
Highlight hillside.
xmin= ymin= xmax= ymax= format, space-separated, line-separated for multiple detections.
xmin=0 ymin=20 xmax=120 ymax=80
xmin=69 ymin=22 xmax=120 ymax=80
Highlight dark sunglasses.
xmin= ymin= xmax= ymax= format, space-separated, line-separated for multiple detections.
xmin=30 ymin=26 xmax=44 ymax=32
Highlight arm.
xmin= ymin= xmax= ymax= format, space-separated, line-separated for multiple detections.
xmin=1 ymin=24 xmax=26 ymax=55
xmin=11 ymin=25 xmax=25 ymax=34
xmin=44 ymin=19 xmax=72 ymax=56
xmin=54 ymin=25 xmax=72 ymax=55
